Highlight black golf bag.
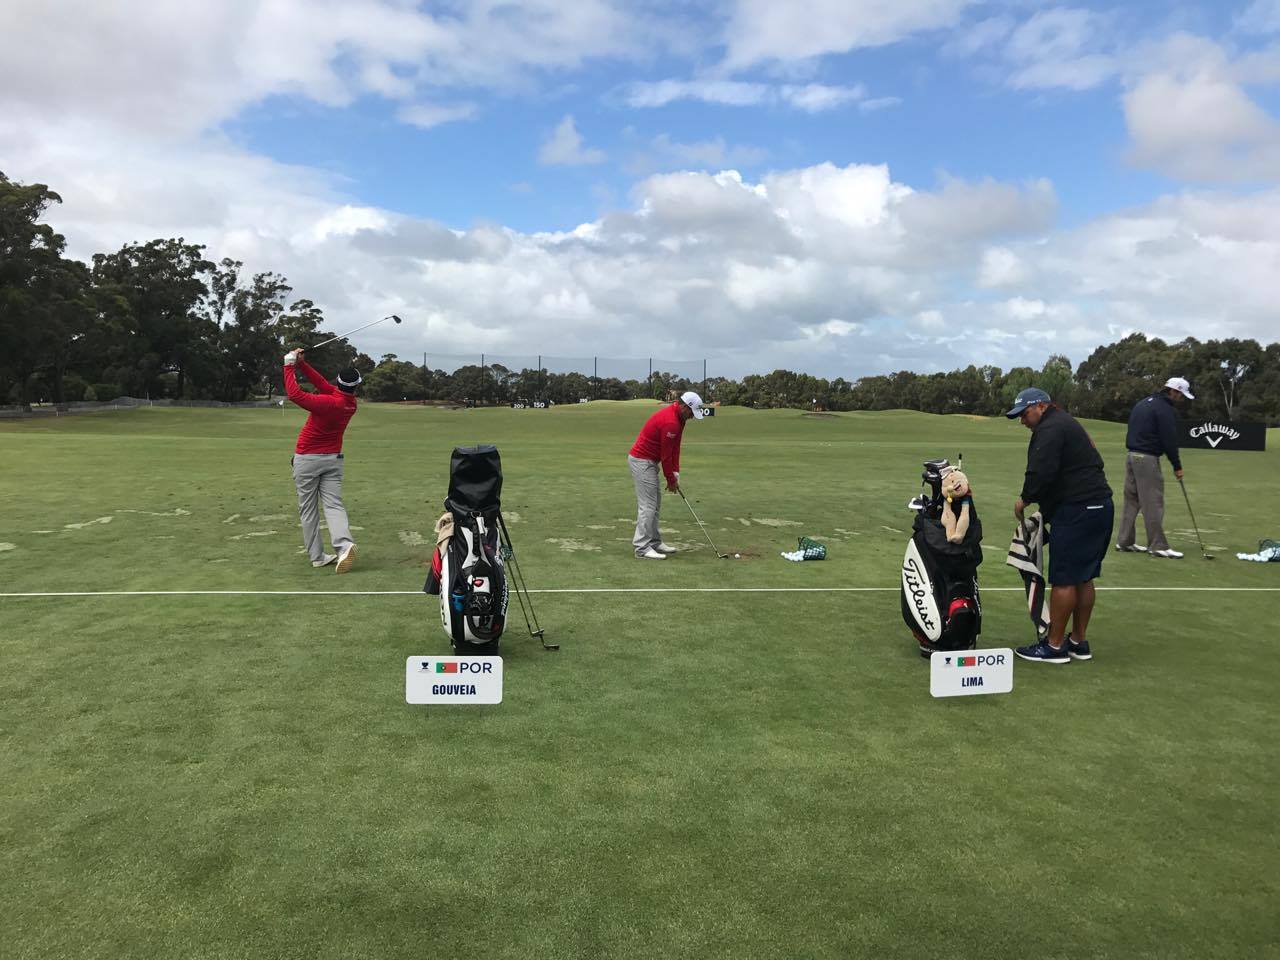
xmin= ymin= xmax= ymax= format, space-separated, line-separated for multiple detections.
xmin=901 ymin=458 xmax=983 ymax=658
xmin=423 ymin=445 xmax=550 ymax=653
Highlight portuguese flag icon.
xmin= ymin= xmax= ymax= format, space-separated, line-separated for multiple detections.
xmin=436 ymin=662 xmax=459 ymax=674
xmin=957 ymin=656 xmax=977 ymax=667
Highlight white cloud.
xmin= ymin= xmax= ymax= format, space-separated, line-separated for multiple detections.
xmin=722 ymin=0 xmax=974 ymax=69
xmin=538 ymin=116 xmax=607 ymax=166
xmin=943 ymin=15 xmax=1015 ymax=58
xmin=624 ymin=79 xmax=771 ymax=108
xmin=0 ymin=0 xmax=671 ymax=135
xmin=779 ymin=83 xmax=869 ymax=112
xmin=396 ymin=102 xmax=478 ymax=129
xmin=4 ymin=2 xmax=1279 ymax=382
xmin=897 ymin=177 xmax=1057 ymax=241
xmin=1003 ymin=7 xmax=1117 ymax=91
xmin=1123 ymin=35 xmax=1280 ymax=182
xmin=622 ymin=79 xmax=874 ymax=112
xmin=1236 ymin=0 xmax=1280 ymax=35
xmin=624 ymin=134 xmax=769 ymax=176
xmin=858 ymin=96 xmax=903 ymax=112
xmin=978 ymin=247 xmax=1031 ymax=288
xmin=912 ymin=309 xmax=946 ymax=332
xmin=1002 ymin=296 xmax=1048 ymax=321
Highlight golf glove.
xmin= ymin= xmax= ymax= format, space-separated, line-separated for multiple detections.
xmin=284 ymin=350 xmax=298 ymax=366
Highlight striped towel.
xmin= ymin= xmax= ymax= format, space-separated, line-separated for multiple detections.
xmin=1007 ymin=513 xmax=1050 ymax=639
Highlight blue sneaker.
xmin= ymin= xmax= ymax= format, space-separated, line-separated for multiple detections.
xmin=1066 ymin=633 xmax=1092 ymax=661
xmin=1015 ymin=640 xmax=1070 ymax=664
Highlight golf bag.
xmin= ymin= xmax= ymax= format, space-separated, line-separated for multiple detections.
xmin=423 ymin=445 xmax=551 ymax=653
xmin=901 ymin=458 xmax=984 ymax=658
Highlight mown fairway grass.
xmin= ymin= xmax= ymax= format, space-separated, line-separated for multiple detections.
xmin=1 ymin=402 xmax=1277 ymax=959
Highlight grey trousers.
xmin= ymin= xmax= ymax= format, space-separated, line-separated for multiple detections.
xmin=292 ymin=454 xmax=355 ymax=563
xmin=628 ymin=455 xmax=661 ymax=556
xmin=1117 ymin=451 xmax=1169 ymax=551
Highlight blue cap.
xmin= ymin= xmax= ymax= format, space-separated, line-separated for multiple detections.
xmin=1005 ymin=387 xmax=1051 ymax=419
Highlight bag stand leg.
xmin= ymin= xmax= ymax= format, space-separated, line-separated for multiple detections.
xmin=498 ymin=512 xmax=557 ymax=651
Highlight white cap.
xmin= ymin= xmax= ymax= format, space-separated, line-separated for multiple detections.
xmin=680 ymin=391 xmax=705 ymax=419
xmin=1164 ymin=376 xmax=1194 ymax=400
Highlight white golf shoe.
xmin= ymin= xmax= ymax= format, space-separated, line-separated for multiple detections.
xmin=637 ymin=547 xmax=666 ymax=559
xmin=335 ymin=543 xmax=358 ymax=573
xmin=1151 ymin=548 xmax=1184 ymax=559
xmin=655 ymin=542 xmax=678 ymax=554
xmin=312 ymin=554 xmax=338 ymax=568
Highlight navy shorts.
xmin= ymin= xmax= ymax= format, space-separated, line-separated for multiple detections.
xmin=1047 ymin=498 xmax=1114 ymax=585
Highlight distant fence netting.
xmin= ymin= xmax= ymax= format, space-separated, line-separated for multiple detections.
xmin=2 ymin=357 xmax=720 ymax=416
xmin=407 ymin=353 xmax=713 ymax=403
xmin=0 ymin=397 xmax=284 ymax=419
xmin=415 ymin=353 xmax=707 ymax=379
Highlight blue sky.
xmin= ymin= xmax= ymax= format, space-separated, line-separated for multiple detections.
xmin=2 ymin=0 xmax=1279 ymax=377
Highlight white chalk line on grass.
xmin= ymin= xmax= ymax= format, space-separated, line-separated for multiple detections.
xmin=1 ymin=587 xmax=1279 ymax=598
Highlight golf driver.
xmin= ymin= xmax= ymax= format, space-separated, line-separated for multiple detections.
xmin=1177 ymin=476 xmax=1215 ymax=560
xmin=677 ymin=487 xmax=730 ymax=559
xmin=310 ymin=315 xmax=402 ymax=350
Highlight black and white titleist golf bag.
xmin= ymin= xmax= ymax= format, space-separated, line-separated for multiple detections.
xmin=901 ymin=457 xmax=983 ymax=658
xmin=424 ymin=445 xmax=552 ymax=653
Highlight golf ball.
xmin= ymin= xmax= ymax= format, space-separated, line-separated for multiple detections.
xmin=734 ymin=553 xmax=741 ymax=559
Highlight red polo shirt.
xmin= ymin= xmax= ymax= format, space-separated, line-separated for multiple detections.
xmin=285 ymin=358 xmax=357 ymax=454
xmin=630 ymin=403 xmax=684 ymax=486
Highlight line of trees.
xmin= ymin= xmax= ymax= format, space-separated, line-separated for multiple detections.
xmin=4 ymin=170 xmax=1279 ymax=423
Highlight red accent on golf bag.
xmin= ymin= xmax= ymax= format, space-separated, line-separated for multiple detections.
xmin=424 ymin=547 xmax=443 ymax=594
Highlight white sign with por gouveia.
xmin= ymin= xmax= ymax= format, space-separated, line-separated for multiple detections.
xmin=406 ymin=656 xmax=503 ymax=704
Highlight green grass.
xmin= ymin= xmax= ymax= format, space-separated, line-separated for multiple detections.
xmin=2 ymin=403 xmax=1277 ymax=959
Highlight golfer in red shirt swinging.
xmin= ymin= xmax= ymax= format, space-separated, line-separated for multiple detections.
xmin=284 ymin=349 xmax=360 ymax=573
xmin=627 ymin=391 xmax=705 ymax=559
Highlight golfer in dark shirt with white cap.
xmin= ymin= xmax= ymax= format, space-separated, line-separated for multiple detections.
xmin=1116 ymin=376 xmax=1194 ymax=558
xmin=1007 ymin=387 xmax=1113 ymax=665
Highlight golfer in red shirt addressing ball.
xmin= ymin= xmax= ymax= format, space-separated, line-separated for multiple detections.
xmin=627 ymin=391 xmax=705 ymax=559
xmin=283 ymin=349 xmax=360 ymax=574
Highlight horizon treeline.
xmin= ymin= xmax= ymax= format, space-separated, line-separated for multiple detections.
xmin=4 ymin=171 xmax=1278 ymax=424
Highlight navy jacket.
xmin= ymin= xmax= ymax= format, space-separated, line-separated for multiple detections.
xmin=1125 ymin=392 xmax=1182 ymax=471
xmin=1021 ymin=406 xmax=1112 ymax=520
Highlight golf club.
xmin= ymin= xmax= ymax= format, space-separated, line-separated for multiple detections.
xmin=677 ymin=487 xmax=730 ymax=559
xmin=496 ymin=512 xmax=557 ymax=650
xmin=310 ymin=315 xmax=402 ymax=350
xmin=1177 ymin=476 xmax=1215 ymax=560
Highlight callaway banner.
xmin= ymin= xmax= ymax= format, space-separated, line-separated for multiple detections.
xmin=1178 ymin=420 xmax=1267 ymax=451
